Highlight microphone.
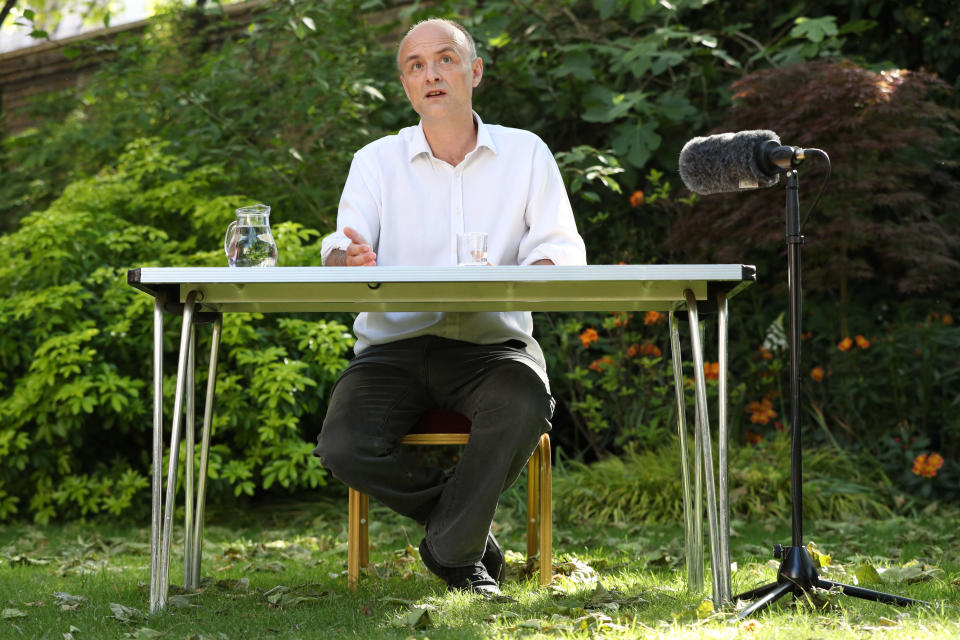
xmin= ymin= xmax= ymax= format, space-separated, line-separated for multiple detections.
xmin=678 ymin=130 xmax=812 ymax=195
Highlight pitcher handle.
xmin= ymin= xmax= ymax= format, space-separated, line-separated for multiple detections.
xmin=224 ymin=221 xmax=237 ymax=258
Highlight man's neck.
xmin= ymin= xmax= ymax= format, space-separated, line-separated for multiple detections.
xmin=422 ymin=112 xmax=478 ymax=167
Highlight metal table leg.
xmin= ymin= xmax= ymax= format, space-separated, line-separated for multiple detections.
xmin=684 ymin=290 xmax=723 ymax=606
xmin=670 ymin=291 xmax=733 ymax=607
xmin=158 ymin=290 xmax=198 ymax=610
xmin=669 ymin=311 xmax=702 ymax=594
xmin=717 ymin=292 xmax=732 ymax=602
xmin=188 ymin=315 xmax=222 ymax=588
xmin=148 ymin=291 xmax=222 ymax=608
xmin=183 ymin=326 xmax=196 ymax=588
xmin=150 ymin=295 xmax=165 ymax=614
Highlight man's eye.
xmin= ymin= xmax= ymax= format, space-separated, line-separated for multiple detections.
xmin=441 ymin=56 xmax=452 ymax=63
xmin=411 ymin=62 xmax=423 ymax=70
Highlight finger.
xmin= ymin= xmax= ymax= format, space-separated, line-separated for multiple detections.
xmin=343 ymin=226 xmax=369 ymax=246
xmin=347 ymin=250 xmax=376 ymax=267
xmin=346 ymin=242 xmax=371 ymax=256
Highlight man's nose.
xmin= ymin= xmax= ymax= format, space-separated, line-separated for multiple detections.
xmin=425 ymin=62 xmax=441 ymax=81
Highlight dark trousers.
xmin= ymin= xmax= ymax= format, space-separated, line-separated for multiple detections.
xmin=314 ymin=335 xmax=554 ymax=567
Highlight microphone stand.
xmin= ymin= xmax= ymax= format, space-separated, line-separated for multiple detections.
xmin=733 ymin=169 xmax=927 ymax=617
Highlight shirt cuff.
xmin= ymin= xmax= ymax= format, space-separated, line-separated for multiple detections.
xmin=522 ymin=243 xmax=586 ymax=266
xmin=321 ymin=233 xmax=353 ymax=266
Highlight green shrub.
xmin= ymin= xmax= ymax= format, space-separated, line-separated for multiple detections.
xmin=553 ymin=433 xmax=892 ymax=525
xmin=0 ymin=139 xmax=350 ymax=523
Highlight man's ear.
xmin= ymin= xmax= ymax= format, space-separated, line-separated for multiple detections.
xmin=471 ymin=57 xmax=483 ymax=88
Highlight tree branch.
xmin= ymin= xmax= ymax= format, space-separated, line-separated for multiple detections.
xmin=0 ymin=0 xmax=18 ymax=31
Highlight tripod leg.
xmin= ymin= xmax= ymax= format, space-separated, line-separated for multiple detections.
xmin=734 ymin=581 xmax=782 ymax=602
xmin=816 ymin=579 xmax=929 ymax=607
xmin=736 ymin=581 xmax=793 ymax=619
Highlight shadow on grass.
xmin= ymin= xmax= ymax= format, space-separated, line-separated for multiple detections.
xmin=0 ymin=495 xmax=958 ymax=639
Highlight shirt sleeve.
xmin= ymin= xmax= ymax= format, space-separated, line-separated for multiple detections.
xmin=321 ymin=150 xmax=382 ymax=265
xmin=517 ymin=139 xmax=587 ymax=266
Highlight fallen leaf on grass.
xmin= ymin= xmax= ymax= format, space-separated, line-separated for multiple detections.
xmin=856 ymin=561 xmax=940 ymax=586
xmin=5 ymin=553 xmax=52 ymax=567
xmin=243 ymin=561 xmax=285 ymax=573
xmin=125 ymin=627 xmax=165 ymax=639
xmin=214 ymin=578 xmax=250 ymax=592
xmin=880 ymin=562 xmax=941 ymax=584
xmin=54 ymin=592 xmax=89 ymax=611
xmin=855 ymin=563 xmax=883 ymax=586
xmin=262 ymin=584 xmax=326 ymax=608
xmin=2 ymin=608 xmax=27 ymax=619
xmin=168 ymin=593 xmax=201 ymax=609
xmin=392 ymin=606 xmax=431 ymax=629
xmin=109 ymin=602 xmax=143 ymax=623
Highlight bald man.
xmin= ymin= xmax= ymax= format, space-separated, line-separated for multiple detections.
xmin=315 ymin=19 xmax=586 ymax=596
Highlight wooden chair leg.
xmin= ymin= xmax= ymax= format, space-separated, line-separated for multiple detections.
xmin=358 ymin=492 xmax=369 ymax=568
xmin=527 ymin=443 xmax=540 ymax=559
xmin=538 ymin=433 xmax=552 ymax=586
xmin=348 ymin=488 xmax=363 ymax=591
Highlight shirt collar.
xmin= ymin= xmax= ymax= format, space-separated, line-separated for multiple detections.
xmin=407 ymin=110 xmax=498 ymax=163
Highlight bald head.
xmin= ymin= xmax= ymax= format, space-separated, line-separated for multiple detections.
xmin=396 ymin=19 xmax=478 ymax=74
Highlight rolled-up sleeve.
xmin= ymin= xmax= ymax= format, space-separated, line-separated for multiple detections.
xmin=518 ymin=140 xmax=587 ymax=266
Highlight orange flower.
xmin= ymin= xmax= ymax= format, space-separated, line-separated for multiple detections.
xmin=704 ymin=362 xmax=720 ymax=380
xmin=746 ymin=398 xmax=776 ymax=425
xmin=855 ymin=335 xmax=870 ymax=349
xmin=838 ymin=337 xmax=853 ymax=352
xmin=745 ymin=431 xmax=763 ymax=445
xmin=612 ymin=312 xmax=630 ymax=327
xmin=629 ymin=190 xmax=644 ymax=207
xmin=758 ymin=346 xmax=773 ymax=360
xmin=643 ymin=310 xmax=664 ymax=326
xmin=626 ymin=343 xmax=640 ymax=358
xmin=641 ymin=342 xmax=662 ymax=357
xmin=579 ymin=328 xmax=599 ymax=348
xmin=588 ymin=356 xmax=615 ymax=372
xmin=810 ymin=366 xmax=824 ymax=382
xmin=912 ymin=452 xmax=945 ymax=478
xmin=944 ymin=314 xmax=954 ymax=326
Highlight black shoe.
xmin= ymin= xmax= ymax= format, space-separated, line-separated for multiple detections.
xmin=482 ymin=531 xmax=505 ymax=585
xmin=419 ymin=539 xmax=501 ymax=596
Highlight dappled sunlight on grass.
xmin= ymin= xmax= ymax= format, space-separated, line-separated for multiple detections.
xmin=0 ymin=501 xmax=958 ymax=638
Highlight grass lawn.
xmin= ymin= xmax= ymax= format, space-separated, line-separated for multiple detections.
xmin=1 ymin=488 xmax=958 ymax=639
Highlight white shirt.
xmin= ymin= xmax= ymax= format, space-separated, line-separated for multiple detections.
xmin=321 ymin=112 xmax=587 ymax=369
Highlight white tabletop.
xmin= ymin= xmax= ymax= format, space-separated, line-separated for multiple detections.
xmin=128 ymin=265 xmax=756 ymax=313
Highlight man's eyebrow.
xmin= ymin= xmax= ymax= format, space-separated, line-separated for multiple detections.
xmin=403 ymin=46 xmax=459 ymax=66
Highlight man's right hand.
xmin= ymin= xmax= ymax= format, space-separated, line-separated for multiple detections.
xmin=327 ymin=226 xmax=377 ymax=266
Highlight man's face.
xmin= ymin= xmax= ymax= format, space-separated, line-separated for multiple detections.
xmin=398 ymin=22 xmax=483 ymax=123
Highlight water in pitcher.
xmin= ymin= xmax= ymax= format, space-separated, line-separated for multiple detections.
xmin=224 ymin=204 xmax=278 ymax=267
xmin=227 ymin=225 xmax=278 ymax=267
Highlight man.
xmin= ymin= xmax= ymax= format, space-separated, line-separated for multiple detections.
xmin=314 ymin=18 xmax=586 ymax=596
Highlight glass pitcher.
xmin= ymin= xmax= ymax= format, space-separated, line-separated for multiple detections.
xmin=224 ymin=204 xmax=278 ymax=267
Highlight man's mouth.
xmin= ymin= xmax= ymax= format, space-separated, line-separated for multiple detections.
xmin=426 ymin=90 xmax=446 ymax=98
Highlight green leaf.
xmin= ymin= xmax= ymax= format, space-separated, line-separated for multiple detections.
xmin=397 ymin=606 xmax=432 ymax=629
xmin=109 ymin=602 xmax=142 ymax=623
xmin=854 ymin=563 xmax=883 ymax=586
xmin=611 ymin=120 xmax=661 ymax=169
xmin=552 ymin=50 xmax=595 ymax=81
xmin=791 ymin=16 xmax=838 ymax=43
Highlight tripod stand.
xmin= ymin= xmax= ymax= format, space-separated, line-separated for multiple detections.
xmin=733 ymin=166 xmax=928 ymax=618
